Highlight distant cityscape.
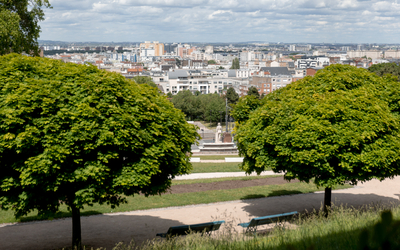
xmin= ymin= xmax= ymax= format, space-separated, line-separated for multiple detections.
xmin=39 ymin=41 xmax=400 ymax=97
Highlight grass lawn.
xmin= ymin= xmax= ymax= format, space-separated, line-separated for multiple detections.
xmin=191 ymin=162 xmax=243 ymax=173
xmin=194 ymin=155 xmax=240 ymax=160
xmin=132 ymin=205 xmax=400 ymax=250
xmin=172 ymin=175 xmax=282 ymax=186
xmin=0 ymin=182 xmax=351 ymax=224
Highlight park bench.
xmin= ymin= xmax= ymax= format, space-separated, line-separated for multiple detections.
xmin=238 ymin=211 xmax=298 ymax=234
xmin=156 ymin=220 xmax=225 ymax=238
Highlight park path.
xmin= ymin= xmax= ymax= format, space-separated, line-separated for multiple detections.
xmin=0 ymin=176 xmax=399 ymax=250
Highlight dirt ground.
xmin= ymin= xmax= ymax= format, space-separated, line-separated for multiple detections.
xmin=169 ymin=176 xmax=299 ymax=194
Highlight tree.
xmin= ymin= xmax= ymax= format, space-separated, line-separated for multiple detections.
xmin=171 ymin=90 xmax=200 ymax=120
xmin=226 ymin=87 xmax=239 ymax=105
xmin=247 ymin=86 xmax=260 ymax=98
xmin=198 ymin=93 xmax=226 ymax=123
xmin=0 ymin=0 xmax=51 ymax=56
xmin=0 ymin=54 xmax=198 ymax=249
xmin=175 ymin=58 xmax=182 ymax=68
xmin=218 ymin=66 xmax=225 ymax=69
xmin=167 ymin=92 xmax=173 ymax=98
xmin=233 ymin=64 xmax=400 ymax=215
xmin=132 ymin=76 xmax=157 ymax=88
xmin=368 ymin=62 xmax=400 ymax=81
xmin=207 ymin=60 xmax=217 ymax=65
xmin=230 ymin=58 xmax=240 ymax=69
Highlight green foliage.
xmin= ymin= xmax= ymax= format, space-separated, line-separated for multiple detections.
xmin=132 ymin=76 xmax=157 ymax=88
xmin=218 ymin=66 xmax=225 ymax=69
xmin=207 ymin=60 xmax=217 ymax=65
xmin=235 ymin=64 xmax=400 ymax=189
xmin=247 ymin=86 xmax=260 ymax=98
xmin=0 ymin=54 xmax=198 ymax=218
xmin=175 ymin=58 xmax=182 ymax=68
xmin=231 ymin=95 xmax=263 ymax=124
xmin=0 ymin=0 xmax=51 ymax=56
xmin=230 ymin=58 xmax=240 ymax=69
xmin=167 ymin=92 xmax=173 ymax=98
xmin=171 ymin=91 xmax=226 ymax=122
xmin=226 ymin=87 xmax=239 ymax=105
xmin=368 ymin=62 xmax=400 ymax=81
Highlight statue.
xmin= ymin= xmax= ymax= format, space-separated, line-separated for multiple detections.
xmin=215 ymin=123 xmax=222 ymax=143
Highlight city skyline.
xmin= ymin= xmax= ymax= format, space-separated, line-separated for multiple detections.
xmin=41 ymin=0 xmax=400 ymax=43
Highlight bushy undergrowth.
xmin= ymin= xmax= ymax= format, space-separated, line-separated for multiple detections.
xmin=105 ymin=204 xmax=400 ymax=250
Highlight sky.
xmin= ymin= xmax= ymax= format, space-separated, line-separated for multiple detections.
xmin=40 ymin=0 xmax=400 ymax=43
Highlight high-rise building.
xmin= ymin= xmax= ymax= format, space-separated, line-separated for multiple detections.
xmin=140 ymin=41 xmax=164 ymax=56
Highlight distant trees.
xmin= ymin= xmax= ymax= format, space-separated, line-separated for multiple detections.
xmin=0 ymin=0 xmax=51 ymax=56
xmin=368 ymin=62 xmax=400 ymax=81
xmin=230 ymin=58 xmax=240 ymax=69
xmin=247 ymin=86 xmax=260 ymax=98
xmin=171 ymin=91 xmax=226 ymax=122
xmin=208 ymin=60 xmax=217 ymax=65
xmin=226 ymin=87 xmax=239 ymax=105
xmin=132 ymin=76 xmax=157 ymax=88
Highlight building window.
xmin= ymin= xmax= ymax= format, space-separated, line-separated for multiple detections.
xmin=267 ymin=84 xmax=270 ymax=87
xmin=264 ymin=84 xmax=266 ymax=87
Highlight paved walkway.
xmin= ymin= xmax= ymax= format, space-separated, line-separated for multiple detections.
xmin=1 ymin=175 xmax=399 ymax=250
xmin=175 ymin=171 xmax=282 ymax=180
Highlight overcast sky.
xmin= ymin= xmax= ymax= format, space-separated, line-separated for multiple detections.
xmin=40 ymin=0 xmax=400 ymax=43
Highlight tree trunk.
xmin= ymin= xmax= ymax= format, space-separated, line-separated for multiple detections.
xmin=324 ymin=187 xmax=332 ymax=217
xmin=70 ymin=199 xmax=82 ymax=250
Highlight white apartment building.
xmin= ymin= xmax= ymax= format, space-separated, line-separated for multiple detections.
xmin=347 ymin=50 xmax=382 ymax=59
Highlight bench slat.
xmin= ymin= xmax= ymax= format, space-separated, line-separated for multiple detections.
xmin=238 ymin=211 xmax=298 ymax=231
xmin=157 ymin=220 xmax=225 ymax=238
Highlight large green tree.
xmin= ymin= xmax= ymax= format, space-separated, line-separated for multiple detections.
xmin=0 ymin=54 xmax=198 ymax=249
xmin=0 ymin=0 xmax=51 ymax=56
xmin=233 ymin=64 xmax=400 ymax=214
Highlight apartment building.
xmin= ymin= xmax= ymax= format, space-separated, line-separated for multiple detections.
xmin=140 ymin=41 xmax=164 ymax=57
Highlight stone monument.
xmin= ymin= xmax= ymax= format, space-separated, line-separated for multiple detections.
xmin=215 ymin=123 xmax=222 ymax=143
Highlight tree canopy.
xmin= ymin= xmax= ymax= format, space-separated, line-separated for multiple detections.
xmin=0 ymin=54 xmax=198 ymax=248
xmin=233 ymin=64 xmax=400 ymax=213
xmin=132 ymin=76 xmax=158 ymax=88
xmin=207 ymin=60 xmax=217 ymax=65
xmin=230 ymin=58 xmax=240 ymax=69
xmin=0 ymin=0 xmax=51 ymax=56
xmin=226 ymin=87 xmax=239 ymax=105
xmin=368 ymin=62 xmax=400 ymax=81
xmin=170 ymin=90 xmax=226 ymax=122
xmin=247 ymin=86 xmax=260 ymax=98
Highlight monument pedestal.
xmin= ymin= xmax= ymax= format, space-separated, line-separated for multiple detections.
xmin=196 ymin=142 xmax=238 ymax=154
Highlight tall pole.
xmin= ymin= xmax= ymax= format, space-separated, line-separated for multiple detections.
xmin=225 ymin=98 xmax=228 ymax=132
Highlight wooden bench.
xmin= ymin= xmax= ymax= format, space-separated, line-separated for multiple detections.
xmin=238 ymin=211 xmax=298 ymax=234
xmin=156 ymin=220 xmax=225 ymax=238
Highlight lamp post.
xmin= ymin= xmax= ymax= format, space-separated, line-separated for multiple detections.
xmin=225 ymin=98 xmax=228 ymax=132
xmin=219 ymin=111 xmax=223 ymax=125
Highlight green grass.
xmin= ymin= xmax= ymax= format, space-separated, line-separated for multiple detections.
xmin=193 ymin=155 xmax=240 ymax=160
xmin=191 ymin=162 xmax=244 ymax=173
xmin=117 ymin=205 xmax=400 ymax=250
xmin=0 ymin=182 xmax=351 ymax=224
xmin=172 ymin=175 xmax=282 ymax=186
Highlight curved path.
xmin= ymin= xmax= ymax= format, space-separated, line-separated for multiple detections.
xmin=1 ymin=175 xmax=399 ymax=250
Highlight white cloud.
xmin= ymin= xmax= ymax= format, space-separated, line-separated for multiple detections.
xmin=40 ymin=0 xmax=400 ymax=43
